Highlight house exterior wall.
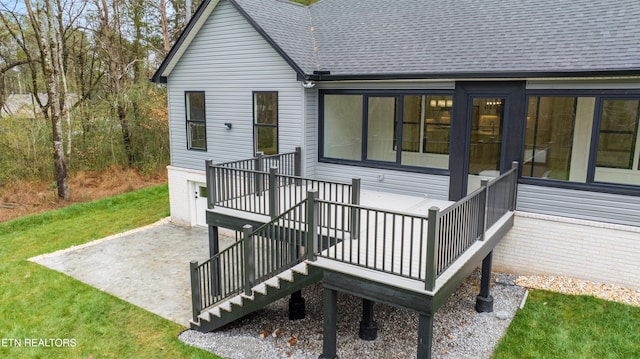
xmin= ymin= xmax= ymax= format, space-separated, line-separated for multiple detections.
xmin=165 ymin=0 xmax=304 ymax=225
xmin=494 ymin=211 xmax=640 ymax=290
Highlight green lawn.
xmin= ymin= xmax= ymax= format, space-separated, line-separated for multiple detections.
xmin=493 ymin=289 xmax=640 ymax=358
xmin=0 ymin=185 xmax=219 ymax=358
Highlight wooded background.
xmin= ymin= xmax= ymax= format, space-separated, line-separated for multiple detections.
xmin=0 ymin=0 xmax=314 ymax=200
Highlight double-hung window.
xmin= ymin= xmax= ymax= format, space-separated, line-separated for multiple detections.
xmin=185 ymin=91 xmax=206 ymax=150
xmin=253 ymin=92 xmax=278 ymax=155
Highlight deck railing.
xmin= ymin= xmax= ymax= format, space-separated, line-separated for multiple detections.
xmin=425 ymin=161 xmax=519 ymax=290
xmin=206 ymin=149 xmax=356 ymax=218
xmin=191 ymin=159 xmax=519 ymax=321
xmin=206 ymin=148 xmax=301 ymax=210
xmin=190 ymin=199 xmax=310 ymax=320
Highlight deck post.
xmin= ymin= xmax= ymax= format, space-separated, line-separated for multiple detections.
xmin=243 ymin=224 xmax=255 ymax=296
xmin=189 ymin=260 xmax=201 ymax=324
xmin=479 ymin=178 xmax=489 ymax=241
xmin=209 ymin=225 xmax=221 ymax=296
xmin=510 ymin=161 xmax=519 ymax=211
xmin=425 ymin=207 xmax=440 ymax=292
xmin=417 ymin=314 xmax=433 ymax=359
xmin=289 ymin=290 xmax=306 ymax=320
xmin=319 ymin=288 xmax=338 ymax=359
xmin=350 ymin=177 xmax=361 ymax=240
xmin=205 ymin=160 xmax=215 ymax=208
xmin=294 ymin=146 xmax=302 ymax=177
xmin=307 ymin=190 xmax=319 ymax=261
xmin=268 ymin=167 xmax=279 ymax=219
xmin=359 ymin=299 xmax=378 ymax=340
xmin=475 ymin=251 xmax=494 ymax=312
xmin=255 ymin=152 xmax=264 ymax=195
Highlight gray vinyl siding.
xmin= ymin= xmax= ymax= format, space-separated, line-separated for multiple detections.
xmin=315 ymin=163 xmax=450 ymax=200
xmin=303 ymin=87 xmax=318 ymax=178
xmin=526 ymin=78 xmax=640 ymax=90
xmin=517 ymin=184 xmax=640 ymax=227
xmin=317 ymin=81 xmax=455 ymax=91
xmin=167 ymin=0 xmax=303 ymax=171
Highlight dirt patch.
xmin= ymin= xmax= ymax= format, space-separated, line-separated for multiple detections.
xmin=0 ymin=166 xmax=167 ymax=223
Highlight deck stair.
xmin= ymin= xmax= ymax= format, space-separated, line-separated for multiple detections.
xmin=191 ymin=261 xmax=321 ymax=332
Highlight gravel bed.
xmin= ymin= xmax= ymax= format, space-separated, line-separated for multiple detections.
xmin=516 ymin=275 xmax=640 ymax=307
xmin=180 ymin=269 xmax=526 ymax=359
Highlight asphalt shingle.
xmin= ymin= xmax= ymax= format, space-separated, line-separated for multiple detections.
xmin=233 ymin=0 xmax=640 ymax=77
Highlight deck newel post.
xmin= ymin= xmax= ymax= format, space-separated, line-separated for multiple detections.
xmin=206 ymin=160 xmax=215 ymax=208
xmin=243 ymin=224 xmax=254 ymax=296
xmin=479 ymin=178 xmax=489 ymax=241
xmin=425 ymin=206 xmax=440 ymax=292
xmin=306 ymin=189 xmax=319 ymax=261
xmin=350 ymin=177 xmax=361 ymax=240
xmin=189 ymin=260 xmax=201 ymax=324
xmin=268 ymin=166 xmax=279 ymax=219
xmin=255 ymin=152 xmax=264 ymax=196
xmin=359 ymin=299 xmax=378 ymax=340
xmin=510 ymin=161 xmax=519 ymax=211
xmin=475 ymin=251 xmax=494 ymax=313
xmin=294 ymin=146 xmax=302 ymax=177
xmin=209 ymin=225 xmax=221 ymax=296
xmin=417 ymin=314 xmax=433 ymax=359
xmin=319 ymin=287 xmax=338 ymax=359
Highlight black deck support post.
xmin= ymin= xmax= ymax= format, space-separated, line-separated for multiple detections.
xmin=289 ymin=290 xmax=306 ymax=320
xmin=475 ymin=251 xmax=494 ymax=312
xmin=359 ymin=299 xmax=378 ymax=340
xmin=319 ymin=288 xmax=338 ymax=359
xmin=417 ymin=314 xmax=433 ymax=359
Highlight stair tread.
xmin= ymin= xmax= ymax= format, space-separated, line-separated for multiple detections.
xmin=229 ymin=295 xmax=243 ymax=307
xmin=291 ymin=262 xmax=308 ymax=275
xmin=277 ymin=269 xmax=294 ymax=282
xmin=263 ymin=276 xmax=281 ymax=288
xmin=253 ymin=283 xmax=268 ymax=295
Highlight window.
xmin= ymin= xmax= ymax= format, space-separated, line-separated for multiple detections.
xmin=253 ymin=92 xmax=278 ymax=155
xmin=186 ymin=92 xmax=206 ymax=150
xmin=523 ymin=94 xmax=640 ymax=190
xmin=594 ymin=99 xmax=640 ymax=186
xmin=523 ymin=96 xmax=580 ymax=180
xmin=323 ymin=94 xmax=363 ymax=160
xmin=321 ymin=92 xmax=452 ymax=171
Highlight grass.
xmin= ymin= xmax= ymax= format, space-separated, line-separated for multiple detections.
xmin=0 ymin=185 xmax=219 ymax=358
xmin=493 ymin=289 xmax=640 ymax=358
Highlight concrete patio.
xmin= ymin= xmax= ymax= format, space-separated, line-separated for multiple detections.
xmin=29 ymin=219 xmax=235 ymax=327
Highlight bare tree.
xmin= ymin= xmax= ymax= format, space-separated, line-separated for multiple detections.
xmin=0 ymin=0 xmax=78 ymax=199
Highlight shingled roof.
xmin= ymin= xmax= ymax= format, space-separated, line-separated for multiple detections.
xmin=153 ymin=0 xmax=640 ymax=82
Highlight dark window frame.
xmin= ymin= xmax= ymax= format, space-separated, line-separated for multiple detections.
xmin=520 ymin=89 xmax=640 ymax=196
xmin=253 ymin=91 xmax=279 ymax=155
xmin=185 ymin=91 xmax=207 ymax=151
xmin=319 ymin=89 xmax=454 ymax=176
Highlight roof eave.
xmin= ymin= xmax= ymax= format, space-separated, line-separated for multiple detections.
xmin=310 ymin=69 xmax=640 ymax=82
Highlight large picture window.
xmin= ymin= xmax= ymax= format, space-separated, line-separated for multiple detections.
xmin=523 ymin=94 xmax=640 ymax=189
xmin=321 ymin=92 xmax=452 ymax=171
xmin=186 ymin=91 xmax=206 ymax=150
xmin=253 ymin=92 xmax=278 ymax=155
xmin=594 ymin=99 xmax=640 ymax=186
